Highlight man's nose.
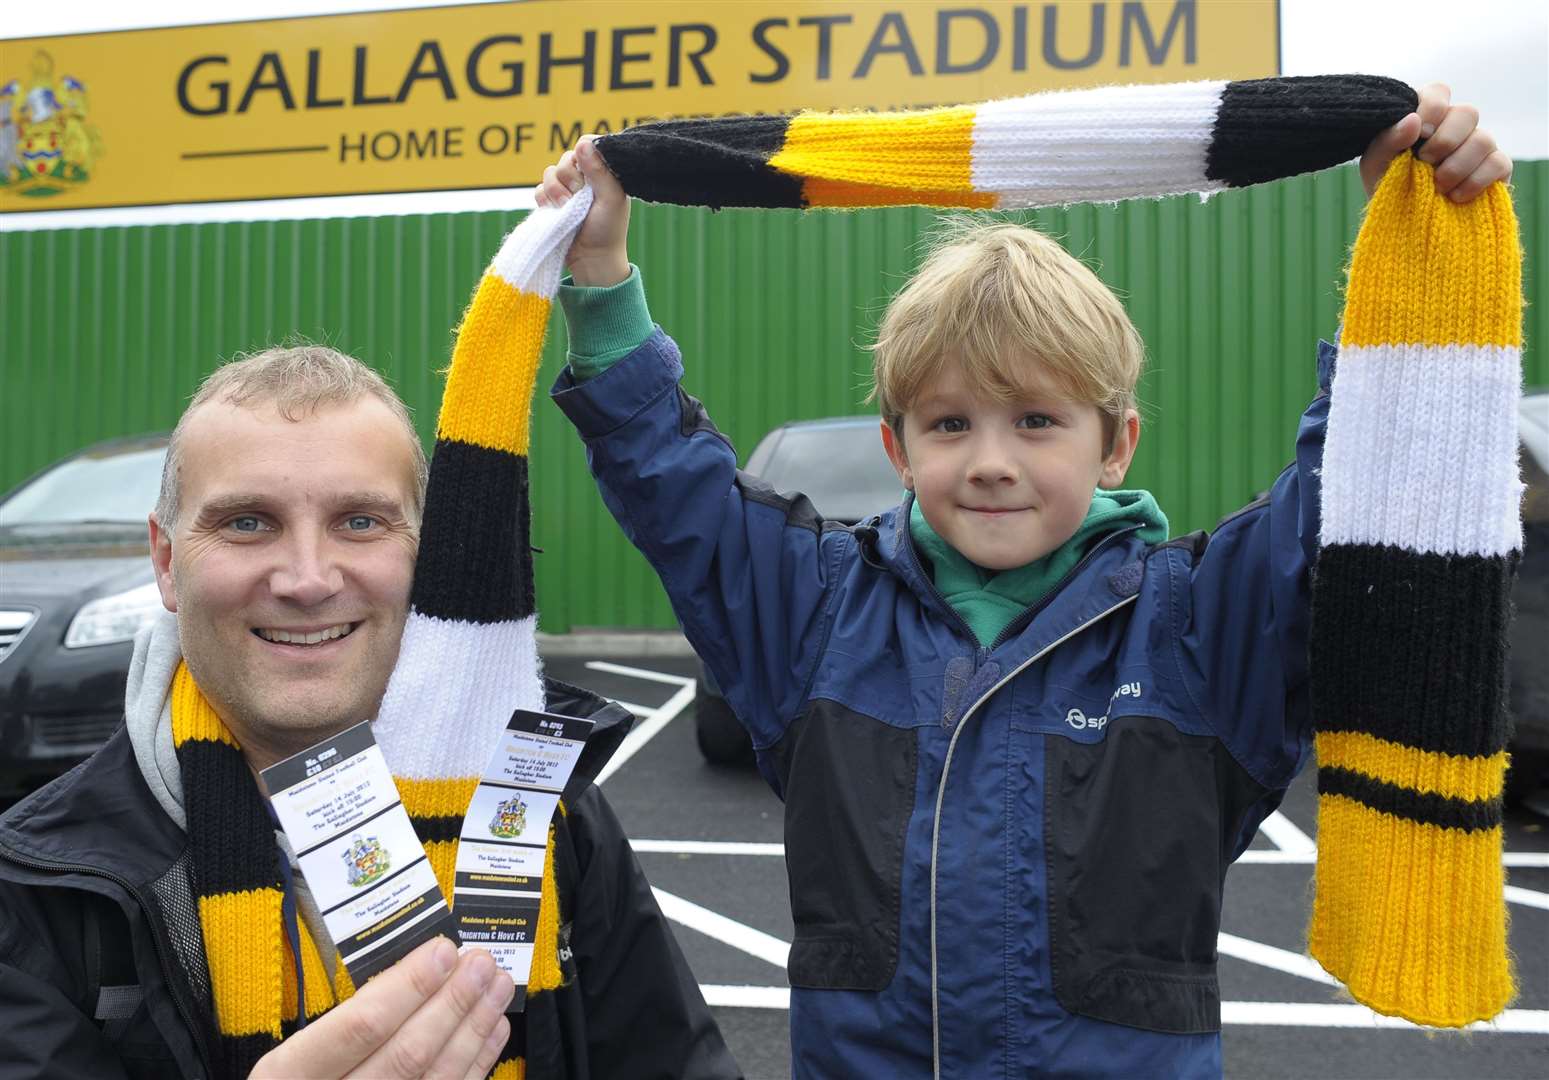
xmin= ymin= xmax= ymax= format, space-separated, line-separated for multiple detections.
xmin=269 ymin=534 xmax=344 ymax=605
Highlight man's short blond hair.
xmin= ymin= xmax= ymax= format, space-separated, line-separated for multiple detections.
xmin=156 ymin=343 xmax=428 ymax=530
xmin=870 ymin=220 xmax=1143 ymax=447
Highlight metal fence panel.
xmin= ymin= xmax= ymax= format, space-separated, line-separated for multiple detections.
xmin=3 ymin=161 xmax=1544 ymax=630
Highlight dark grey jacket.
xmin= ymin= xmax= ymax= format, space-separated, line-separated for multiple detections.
xmin=0 ymin=679 xmax=739 ymax=1080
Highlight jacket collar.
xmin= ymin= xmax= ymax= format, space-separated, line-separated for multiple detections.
xmin=0 ymin=726 xmax=186 ymax=891
xmin=864 ymin=493 xmax=1150 ymax=662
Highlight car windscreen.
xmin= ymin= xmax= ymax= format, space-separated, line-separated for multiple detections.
xmin=0 ymin=446 xmax=167 ymax=527
xmin=756 ymin=424 xmax=902 ymax=522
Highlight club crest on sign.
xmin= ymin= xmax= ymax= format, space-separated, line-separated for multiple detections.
xmin=2 ymin=51 xmax=104 ymax=199
xmin=343 ymin=833 xmax=390 ymax=888
xmin=489 ymin=793 xmax=528 ymax=839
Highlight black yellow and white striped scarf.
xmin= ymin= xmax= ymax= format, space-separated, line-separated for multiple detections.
xmin=182 ymin=75 xmax=1519 ymax=1077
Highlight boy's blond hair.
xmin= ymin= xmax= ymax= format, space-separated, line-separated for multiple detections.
xmin=871 ymin=220 xmax=1143 ymax=449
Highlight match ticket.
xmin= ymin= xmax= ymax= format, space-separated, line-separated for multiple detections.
xmin=262 ymin=722 xmax=458 ymax=985
xmin=452 ymin=708 xmax=594 ymax=1011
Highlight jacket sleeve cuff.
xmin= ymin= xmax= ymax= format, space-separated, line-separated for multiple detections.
xmin=550 ymin=329 xmax=685 ymax=438
xmin=558 ymin=265 xmax=654 ymax=381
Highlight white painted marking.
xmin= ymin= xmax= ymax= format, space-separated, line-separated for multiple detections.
xmin=585 ymin=660 xmax=699 ymax=687
xmin=1255 ymin=811 xmax=1317 ymax=855
xmin=700 ymin=984 xmax=791 ymax=1010
xmin=1504 ymin=884 xmax=1549 ymax=911
xmin=1236 ymin=850 xmax=1549 ymax=868
xmin=632 ymin=840 xmax=786 ymax=857
xmin=1217 ymin=932 xmax=1340 ymax=986
xmin=590 ymin=663 xmax=697 ymax=786
xmin=693 ymin=988 xmax=1549 ymax=1034
xmin=653 ymin=888 xmax=790 ymax=969
xmin=1219 ymin=1002 xmax=1549 ymax=1034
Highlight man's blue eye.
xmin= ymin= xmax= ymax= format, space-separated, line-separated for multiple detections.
xmin=346 ymin=515 xmax=376 ymax=531
xmin=230 ymin=516 xmax=262 ymax=533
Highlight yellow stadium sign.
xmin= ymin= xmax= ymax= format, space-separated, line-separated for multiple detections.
xmin=0 ymin=0 xmax=1277 ymax=213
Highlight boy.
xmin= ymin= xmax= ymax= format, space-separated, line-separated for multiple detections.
xmin=537 ymin=86 xmax=1509 ymax=1077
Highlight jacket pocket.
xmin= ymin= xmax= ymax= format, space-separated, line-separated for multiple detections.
xmin=1044 ymin=716 xmax=1264 ymax=1034
xmin=771 ymin=700 xmax=917 ymax=991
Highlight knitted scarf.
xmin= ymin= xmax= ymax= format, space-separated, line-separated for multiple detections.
xmin=180 ymin=189 xmax=586 ymax=1078
xmin=181 ymin=75 xmax=1519 ymax=1077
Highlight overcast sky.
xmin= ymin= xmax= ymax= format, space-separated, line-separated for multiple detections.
xmin=3 ymin=0 xmax=1544 ymax=227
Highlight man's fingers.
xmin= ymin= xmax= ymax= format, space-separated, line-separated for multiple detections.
xmin=250 ymin=937 xmax=458 ymax=1079
xmin=464 ymin=1016 xmax=512 ymax=1080
xmin=347 ymin=949 xmax=500 ymax=1080
xmin=1417 ymin=102 xmax=1479 ymax=165
xmin=424 ymin=968 xmax=516 ymax=1080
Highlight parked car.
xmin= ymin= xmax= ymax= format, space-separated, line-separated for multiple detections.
xmin=0 ymin=434 xmax=167 ymax=795
xmin=692 ymin=417 xmax=902 ymax=765
xmin=1507 ymin=389 xmax=1549 ymax=806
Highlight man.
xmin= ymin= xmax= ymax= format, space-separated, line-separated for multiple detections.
xmin=0 ymin=345 xmax=737 ymax=1079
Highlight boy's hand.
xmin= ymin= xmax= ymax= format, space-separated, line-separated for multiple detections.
xmin=1359 ymin=82 xmax=1512 ymax=203
xmin=535 ymin=136 xmax=631 ymax=287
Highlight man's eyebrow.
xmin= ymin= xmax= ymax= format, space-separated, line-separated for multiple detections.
xmin=192 ymin=491 xmax=408 ymax=520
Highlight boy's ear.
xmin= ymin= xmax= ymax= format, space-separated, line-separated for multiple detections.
xmin=1098 ymin=410 xmax=1141 ymax=490
xmin=880 ymin=419 xmax=914 ymax=491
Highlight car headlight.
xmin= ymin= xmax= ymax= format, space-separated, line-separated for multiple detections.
xmin=64 ymin=582 xmax=164 ymax=648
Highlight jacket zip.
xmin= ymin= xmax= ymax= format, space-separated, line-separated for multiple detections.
xmin=927 ymin=591 xmax=1140 ymax=1080
xmin=0 ymin=843 xmax=212 ymax=1078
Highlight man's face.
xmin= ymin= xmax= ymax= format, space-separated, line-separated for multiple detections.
xmin=149 ymin=396 xmax=420 ymax=769
xmin=881 ymin=360 xmax=1137 ymax=571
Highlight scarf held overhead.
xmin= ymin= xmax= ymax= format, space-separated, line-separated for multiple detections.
xmin=178 ymin=74 xmax=1519 ymax=1078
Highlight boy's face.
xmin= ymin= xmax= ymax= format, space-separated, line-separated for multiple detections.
xmin=881 ymin=360 xmax=1138 ymax=572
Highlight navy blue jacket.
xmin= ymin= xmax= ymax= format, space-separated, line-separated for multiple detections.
xmin=553 ymin=333 xmax=1333 ymax=1079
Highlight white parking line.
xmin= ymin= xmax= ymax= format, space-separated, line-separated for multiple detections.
xmin=695 ymin=987 xmax=1549 ymax=1034
xmin=1255 ymin=811 xmax=1317 ymax=854
xmin=633 ymin=840 xmax=785 ymax=857
xmin=1217 ymin=932 xmax=1339 ymax=986
xmin=588 ymin=662 xmax=697 ymax=786
xmin=1504 ymin=884 xmax=1549 ymax=910
xmin=653 ymin=887 xmax=790 ymax=969
xmin=632 ymin=839 xmax=1549 ymax=869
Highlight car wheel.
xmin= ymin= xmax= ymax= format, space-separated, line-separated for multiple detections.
xmin=695 ymin=690 xmax=754 ymax=767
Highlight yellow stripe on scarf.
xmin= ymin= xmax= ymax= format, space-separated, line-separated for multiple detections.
xmin=1314 ymin=731 xmax=1507 ymax=803
xmin=770 ymin=105 xmax=981 ymax=199
xmin=1340 ymin=156 xmax=1521 ymax=349
xmin=437 ymin=274 xmax=552 ymax=455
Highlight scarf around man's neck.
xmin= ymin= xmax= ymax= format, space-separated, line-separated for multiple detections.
xmin=176 ymin=76 xmax=1519 ymax=1076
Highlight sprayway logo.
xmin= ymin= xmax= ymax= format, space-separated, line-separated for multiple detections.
xmin=1064 ymin=682 xmax=1142 ymax=731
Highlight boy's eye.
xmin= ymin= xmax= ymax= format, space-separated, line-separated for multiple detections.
xmin=933 ymin=417 xmax=968 ymax=434
xmin=1017 ymin=414 xmax=1054 ymax=430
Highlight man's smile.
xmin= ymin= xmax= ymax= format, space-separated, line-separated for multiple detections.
xmin=251 ymin=622 xmax=360 ymax=647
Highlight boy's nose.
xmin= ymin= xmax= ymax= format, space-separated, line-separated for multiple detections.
xmin=967 ymin=437 xmax=1019 ymax=484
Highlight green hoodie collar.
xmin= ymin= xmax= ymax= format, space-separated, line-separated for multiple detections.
xmin=908 ymin=490 xmax=1167 ymax=647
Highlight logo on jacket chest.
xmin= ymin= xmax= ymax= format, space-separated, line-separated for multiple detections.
xmin=1064 ymin=681 xmax=1142 ymax=731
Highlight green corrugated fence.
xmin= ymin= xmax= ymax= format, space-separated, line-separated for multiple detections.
xmin=3 ymin=161 xmax=1545 ymax=631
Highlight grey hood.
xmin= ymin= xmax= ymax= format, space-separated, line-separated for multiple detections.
xmin=125 ymin=610 xmax=186 ymax=831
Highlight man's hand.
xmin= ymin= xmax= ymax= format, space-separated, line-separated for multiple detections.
xmin=1360 ymin=82 xmax=1512 ymax=203
xmin=535 ymin=135 xmax=631 ymax=287
xmin=250 ymin=938 xmax=515 ymax=1080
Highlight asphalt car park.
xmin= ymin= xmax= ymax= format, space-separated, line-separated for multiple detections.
xmin=549 ymin=652 xmax=1549 ymax=1080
